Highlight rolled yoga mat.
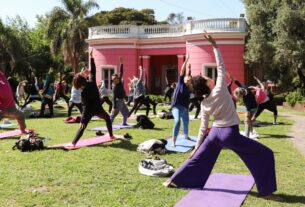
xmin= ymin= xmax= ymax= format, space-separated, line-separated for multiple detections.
xmin=48 ymin=134 xmax=124 ymax=150
xmin=175 ymin=173 xmax=255 ymax=207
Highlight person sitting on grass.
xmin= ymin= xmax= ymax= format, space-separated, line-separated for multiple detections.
xmin=170 ymin=53 xmax=192 ymax=147
xmin=68 ymin=50 xmax=114 ymax=147
xmin=163 ymin=33 xmax=282 ymax=202
xmin=0 ymin=69 xmax=27 ymax=133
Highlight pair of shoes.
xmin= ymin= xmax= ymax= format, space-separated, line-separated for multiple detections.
xmin=96 ymin=131 xmax=104 ymax=136
xmin=123 ymin=133 xmax=132 ymax=140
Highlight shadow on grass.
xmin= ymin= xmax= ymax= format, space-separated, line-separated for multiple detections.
xmin=249 ymin=192 xmax=305 ymax=204
xmin=259 ymin=134 xmax=293 ymax=139
xmin=253 ymin=121 xmax=291 ymax=127
xmin=92 ymin=140 xmax=138 ymax=151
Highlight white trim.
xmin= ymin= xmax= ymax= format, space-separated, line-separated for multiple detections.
xmin=187 ymin=40 xmax=244 ymax=46
xmin=92 ymin=45 xmax=137 ymax=49
xmin=142 ymin=56 xmax=151 ymax=59
xmin=202 ymin=64 xmax=217 ymax=82
xmin=177 ymin=55 xmax=185 ymax=58
xmin=139 ymin=44 xmax=185 ymax=49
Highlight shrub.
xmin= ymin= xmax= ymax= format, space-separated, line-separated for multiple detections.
xmin=285 ymin=89 xmax=305 ymax=106
xmin=149 ymin=95 xmax=164 ymax=103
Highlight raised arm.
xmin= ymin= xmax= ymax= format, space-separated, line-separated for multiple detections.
xmin=89 ymin=50 xmax=96 ymax=83
xmin=119 ymin=57 xmax=123 ymax=79
xmin=180 ymin=53 xmax=190 ymax=77
xmin=187 ymin=64 xmax=192 ymax=77
xmin=253 ymin=76 xmax=265 ymax=90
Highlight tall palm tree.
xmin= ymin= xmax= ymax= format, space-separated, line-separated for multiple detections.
xmin=46 ymin=0 xmax=99 ymax=74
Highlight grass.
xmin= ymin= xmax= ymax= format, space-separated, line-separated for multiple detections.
xmin=278 ymin=106 xmax=305 ymax=116
xmin=0 ymin=102 xmax=305 ymax=206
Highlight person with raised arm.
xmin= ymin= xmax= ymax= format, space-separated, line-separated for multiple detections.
xmin=163 ymin=33 xmax=281 ymax=201
xmin=170 ymin=53 xmax=191 ymax=147
xmin=110 ymin=57 xmax=129 ymax=125
xmin=69 ymin=50 xmax=114 ymax=146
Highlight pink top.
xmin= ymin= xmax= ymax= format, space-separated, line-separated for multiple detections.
xmin=0 ymin=73 xmax=16 ymax=110
xmin=255 ymin=87 xmax=268 ymax=104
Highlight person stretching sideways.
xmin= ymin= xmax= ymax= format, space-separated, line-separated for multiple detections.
xmin=0 ymin=69 xmax=27 ymax=133
xmin=68 ymin=50 xmax=114 ymax=146
xmin=163 ymin=33 xmax=282 ymax=201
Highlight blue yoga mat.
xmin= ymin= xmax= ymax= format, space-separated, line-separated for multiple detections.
xmin=166 ymin=135 xmax=197 ymax=153
xmin=0 ymin=123 xmax=16 ymax=128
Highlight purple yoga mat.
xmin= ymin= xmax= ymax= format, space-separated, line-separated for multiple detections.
xmin=0 ymin=129 xmax=33 ymax=139
xmin=89 ymin=123 xmax=136 ymax=131
xmin=175 ymin=173 xmax=255 ymax=207
xmin=48 ymin=134 xmax=124 ymax=150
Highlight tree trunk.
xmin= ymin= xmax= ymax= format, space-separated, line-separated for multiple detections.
xmin=297 ymin=68 xmax=305 ymax=90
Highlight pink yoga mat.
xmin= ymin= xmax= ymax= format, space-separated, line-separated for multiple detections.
xmin=48 ymin=134 xmax=124 ymax=150
xmin=175 ymin=173 xmax=255 ymax=207
xmin=89 ymin=123 xmax=136 ymax=131
xmin=0 ymin=129 xmax=33 ymax=139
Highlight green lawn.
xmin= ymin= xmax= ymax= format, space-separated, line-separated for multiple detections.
xmin=0 ymin=103 xmax=305 ymax=207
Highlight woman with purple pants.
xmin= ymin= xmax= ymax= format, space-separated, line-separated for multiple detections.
xmin=163 ymin=33 xmax=281 ymax=201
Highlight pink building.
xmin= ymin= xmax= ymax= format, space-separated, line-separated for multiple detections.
xmin=86 ymin=18 xmax=247 ymax=94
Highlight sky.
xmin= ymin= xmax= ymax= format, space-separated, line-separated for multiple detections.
xmin=0 ymin=0 xmax=246 ymax=27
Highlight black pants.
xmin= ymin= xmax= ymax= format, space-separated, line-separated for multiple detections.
xmin=189 ymin=97 xmax=201 ymax=119
xmin=129 ymin=95 xmax=148 ymax=116
xmin=164 ymin=92 xmax=172 ymax=102
xmin=54 ymin=92 xmax=69 ymax=107
xmin=72 ymin=108 xmax=113 ymax=145
xmin=101 ymin=96 xmax=112 ymax=113
xmin=68 ymin=102 xmax=83 ymax=117
xmin=126 ymin=95 xmax=133 ymax=106
xmin=254 ymin=100 xmax=278 ymax=119
xmin=40 ymin=97 xmax=54 ymax=117
xmin=22 ymin=96 xmax=42 ymax=109
xmin=134 ymin=95 xmax=157 ymax=116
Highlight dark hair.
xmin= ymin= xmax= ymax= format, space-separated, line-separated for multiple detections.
xmin=73 ymin=73 xmax=87 ymax=89
xmin=192 ymin=75 xmax=210 ymax=97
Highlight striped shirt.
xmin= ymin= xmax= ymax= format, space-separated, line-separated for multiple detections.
xmin=196 ymin=48 xmax=240 ymax=148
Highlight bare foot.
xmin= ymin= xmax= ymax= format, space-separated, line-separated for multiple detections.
xmin=162 ymin=179 xmax=172 ymax=187
xmin=65 ymin=143 xmax=76 ymax=148
xmin=262 ymin=194 xmax=284 ymax=202
xmin=110 ymin=135 xmax=116 ymax=140
xmin=171 ymin=143 xmax=176 ymax=148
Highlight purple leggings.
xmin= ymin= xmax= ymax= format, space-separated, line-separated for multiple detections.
xmin=170 ymin=125 xmax=277 ymax=196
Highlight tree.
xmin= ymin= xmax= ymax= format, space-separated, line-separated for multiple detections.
xmin=243 ymin=0 xmax=305 ymax=91
xmin=166 ymin=12 xmax=185 ymax=24
xmin=91 ymin=7 xmax=157 ymax=25
xmin=46 ymin=0 xmax=99 ymax=74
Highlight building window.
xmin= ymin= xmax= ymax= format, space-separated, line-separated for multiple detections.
xmin=203 ymin=65 xmax=217 ymax=83
xmin=101 ymin=66 xmax=116 ymax=89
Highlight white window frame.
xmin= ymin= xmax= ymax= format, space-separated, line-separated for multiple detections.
xmin=202 ymin=64 xmax=217 ymax=83
xmin=100 ymin=65 xmax=117 ymax=89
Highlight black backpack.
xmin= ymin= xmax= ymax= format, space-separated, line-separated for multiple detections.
xmin=160 ymin=110 xmax=174 ymax=119
xmin=136 ymin=115 xmax=155 ymax=129
xmin=13 ymin=133 xmax=44 ymax=152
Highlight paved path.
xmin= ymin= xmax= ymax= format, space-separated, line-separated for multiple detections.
xmin=280 ymin=111 xmax=305 ymax=157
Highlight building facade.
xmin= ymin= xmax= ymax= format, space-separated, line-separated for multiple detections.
xmin=86 ymin=18 xmax=247 ymax=94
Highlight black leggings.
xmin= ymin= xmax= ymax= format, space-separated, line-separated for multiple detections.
xmin=40 ymin=97 xmax=54 ymax=117
xmin=54 ymin=92 xmax=69 ymax=107
xmin=189 ymin=97 xmax=202 ymax=119
xmin=72 ymin=108 xmax=113 ymax=145
xmin=254 ymin=100 xmax=278 ymax=119
xmin=134 ymin=96 xmax=157 ymax=116
xmin=129 ymin=95 xmax=149 ymax=116
xmin=101 ymin=96 xmax=112 ymax=113
xmin=22 ymin=96 xmax=42 ymax=109
xmin=164 ymin=92 xmax=172 ymax=102
xmin=68 ymin=102 xmax=83 ymax=117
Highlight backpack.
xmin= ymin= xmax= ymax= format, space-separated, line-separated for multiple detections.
xmin=13 ymin=132 xmax=44 ymax=152
xmin=138 ymin=158 xmax=174 ymax=177
xmin=135 ymin=115 xmax=154 ymax=129
xmin=158 ymin=110 xmax=174 ymax=119
xmin=137 ymin=139 xmax=167 ymax=155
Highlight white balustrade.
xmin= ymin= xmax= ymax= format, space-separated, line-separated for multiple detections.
xmin=88 ymin=18 xmax=246 ymax=39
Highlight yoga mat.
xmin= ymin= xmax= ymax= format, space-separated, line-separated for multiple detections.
xmin=0 ymin=123 xmax=16 ymax=128
xmin=166 ymin=135 xmax=197 ymax=153
xmin=48 ymin=134 xmax=124 ymax=150
xmin=0 ymin=129 xmax=33 ymax=139
xmin=89 ymin=123 xmax=136 ymax=131
xmin=175 ymin=173 xmax=255 ymax=207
